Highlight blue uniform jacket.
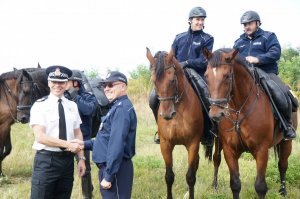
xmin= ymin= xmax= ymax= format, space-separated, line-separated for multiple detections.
xmin=84 ymin=95 xmax=137 ymax=182
xmin=65 ymin=87 xmax=98 ymax=140
xmin=233 ymin=28 xmax=281 ymax=74
xmin=172 ymin=27 xmax=214 ymax=76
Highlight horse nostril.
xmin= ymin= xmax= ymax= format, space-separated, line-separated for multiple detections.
xmin=171 ymin=111 xmax=176 ymax=118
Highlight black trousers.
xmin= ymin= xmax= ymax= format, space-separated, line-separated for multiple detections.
xmin=31 ymin=150 xmax=75 ymax=199
xmin=81 ymin=150 xmax=93 ymax=199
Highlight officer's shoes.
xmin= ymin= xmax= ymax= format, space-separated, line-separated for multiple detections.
xmin=283 ymin=127 xmax=297 ymax=141
xmin=154 ymin=131 xmax=160 ymax=144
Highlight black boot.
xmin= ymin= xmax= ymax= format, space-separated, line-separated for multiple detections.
xmin=284 ymin=125 xmax=296 ymax=140
xmin=149 ymin=89 xmax=160 ymax=144
xmin=154 ymin=131 xmax=160 ymax=144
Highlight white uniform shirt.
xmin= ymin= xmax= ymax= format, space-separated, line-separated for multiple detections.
xmin=30 ymin=93 xmax=82 ymax=151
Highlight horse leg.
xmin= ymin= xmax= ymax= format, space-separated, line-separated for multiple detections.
xmin=254 ymin=149 xmax=269 ymax=199
xmin=186 ymin=142 xmax=200 ymax=199
xmin=223 ymin=147 xmax=241 ymax=199
xmin=160 ymin=142 xmax=175 ymax=199
xmin=212 ymin=137 xmax=222 ymax=190
xmin=277 ymin=141 xmax=292 ymax=196
xmin=3 ymin=131 xmax=12 ymax=158
xmin=0 ymin=127 xmax=11 ymax=177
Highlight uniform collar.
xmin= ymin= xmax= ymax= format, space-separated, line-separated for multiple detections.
xmin=49 ymin=93 xmax=67 ymax=102
xmin=110 ymin=95 xmax=128 ymax=106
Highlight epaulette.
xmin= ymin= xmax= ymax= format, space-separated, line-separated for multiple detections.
xmin=201 ymin=32 xmax=213 ymax=42
xmin=175 ymin=32 xmax=187 ymax=40
xmin=263 ymin=31 xmax=273 ymax=39
xmin=36 ymin=96 xmax=48 ymax=102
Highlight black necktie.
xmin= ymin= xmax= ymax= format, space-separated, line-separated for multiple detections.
xmin=58 ymin=99 xmax=67 ymax=144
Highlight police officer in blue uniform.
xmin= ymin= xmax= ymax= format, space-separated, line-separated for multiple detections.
xmin=149 ymin=6 xmax=215 ymax=145
xmin=72 ymin=71 xmax=137 ymax=199
xmin=30 ymin=65 xmax=86 ymax=199
xmin=233 ymin=10 xmax=297 ymax=140
xmin=65 ymin=70 xmax=98 ymax=199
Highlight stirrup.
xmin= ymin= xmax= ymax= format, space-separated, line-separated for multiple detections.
xmin=154 ymin=131 xmax=160 ymax=144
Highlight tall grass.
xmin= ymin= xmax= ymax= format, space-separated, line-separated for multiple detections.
xmin=0 ymin=86 xmax=299 ymax=198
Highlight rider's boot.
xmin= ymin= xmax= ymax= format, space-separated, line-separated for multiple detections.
xmin=149 ymin=89 xmax=160 ymax=144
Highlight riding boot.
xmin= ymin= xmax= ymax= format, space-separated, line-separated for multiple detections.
xmin=149 ymin=89 xmax=160 ymax=144
xmin=184 ymin=68 xmax=215 ymax=146
xmin=282 ymin=98 xmax=296 ymax=140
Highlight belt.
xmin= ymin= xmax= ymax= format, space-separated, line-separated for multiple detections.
xmin=37 ymin=149 xmax=74 ymax=156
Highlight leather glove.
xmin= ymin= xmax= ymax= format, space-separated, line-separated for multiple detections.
xmin=68 ymin=87 xmax=78 ymax=100
xmin=179 ymin=61 xmax=188 ymax=68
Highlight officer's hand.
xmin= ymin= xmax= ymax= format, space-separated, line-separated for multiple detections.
xmin=245 ymin=56 xmax=259 ymax=64
xmin=77 ymin=160 xmax=86 ymax=177
xmin=68 ymin=87 xmax=78 ymax=100
xmin=67 ymin=142 xmax=83 ymax=153
xmin=101 ymin=179 xmax=112 ymax=190
xmin=179 ymin=61 xmax=188 ymax=68
xmin=70 ymin=139 xmax=84 ymax=146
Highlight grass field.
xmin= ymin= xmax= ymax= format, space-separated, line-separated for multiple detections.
xmin=0 ymin=93 xmax=299 ymax=199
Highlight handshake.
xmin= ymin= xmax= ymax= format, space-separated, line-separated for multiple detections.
xmin=66 ymin=139 xmax=85 ymax=153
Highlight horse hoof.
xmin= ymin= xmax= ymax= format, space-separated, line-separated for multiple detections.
xmin=279 ymin=188 xmax=287 ymax=196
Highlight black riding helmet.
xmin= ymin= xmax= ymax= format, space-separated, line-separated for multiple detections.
xmin=188 ymin=7 xmax=206 ymax=19
xmin=240 ymin=10 xmax=261 ymax=25
xmin=69 ymin=69 xmax=83 ymax=87
xmin=69 ymin=70 xmax=82 ymax=82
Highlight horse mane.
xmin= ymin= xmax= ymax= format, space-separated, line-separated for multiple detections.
xmin=209 ymin=48 xmax=252 ymax=68
xmin=154 ymin=51 xmax=168 ymax=81
xmin=0 ymin=70 xmax=22 ymax=81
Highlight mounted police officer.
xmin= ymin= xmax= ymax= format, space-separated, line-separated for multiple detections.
xmin=30 ymin=65 xmax=85 ymax=199
xmin=233 ymin=10 xmax=297 ymax=140
xmin=149 ymin=6 xmax=216 ymax=145
xmin=65 ymin=70 xmax=98 ymax=199
xmin=71 ymin=71 xmax=137 ymax=199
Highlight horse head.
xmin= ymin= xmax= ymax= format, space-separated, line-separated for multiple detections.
xmin=204 ymin=48 xmax=239 ymax=122
xmin=146 ymin=47 xmax=183 ymax=120
xmin=16 ymin=69 xmax=36 ymax=123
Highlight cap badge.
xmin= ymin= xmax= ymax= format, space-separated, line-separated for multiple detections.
xmin=54 ymin=68 xmax=61 ymax=76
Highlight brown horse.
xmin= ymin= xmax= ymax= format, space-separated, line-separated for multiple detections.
xmin=0 ymin=68 xmax=49 ymax=177
xmin=146 ymin=48 xmax=209 ymax=199
xmin=203 ymin=48 xmax=297 ymax=199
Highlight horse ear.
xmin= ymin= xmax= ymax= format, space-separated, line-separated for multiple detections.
xmin=166 ymin=48 xmax=174 ymax=64
xmin=203 ymin=48 xmax=213 ymax=60
xmin=146 ymin=47 xmax=155 ymax=69
xmin=37 ymin=62 xmax=41 ymax=68
xmin=231 ymin=49 xmax=239 ymax=59
xmin=13 ymin=67 xmax=18 ymax=72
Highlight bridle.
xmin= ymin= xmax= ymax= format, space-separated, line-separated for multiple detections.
xmin=208 ymin=61 xmax=260 ymax=132
xmin=208 ymin=62 xmax=234 ymax=109
xmin=17 ymin=79 xmax=40 ymax=113
xmin=156 ymin=64 xmax=186 ymax=104
xmin=0 ymin=75 xmax=40 ymax=122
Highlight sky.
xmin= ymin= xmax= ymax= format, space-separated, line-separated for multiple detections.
xmin=0 ymin=0 xmax=299 ymax=77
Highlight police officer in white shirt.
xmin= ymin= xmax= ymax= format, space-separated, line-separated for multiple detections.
xmin=30 ymin=65 xmax=86 ymax=199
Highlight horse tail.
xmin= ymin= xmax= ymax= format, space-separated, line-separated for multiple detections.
xmin=204 ymin=138 xmax=214 ymax=161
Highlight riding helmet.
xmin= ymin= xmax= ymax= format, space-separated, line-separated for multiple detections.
xmin=188 ymin=7 xmax=206 ymax=19
xmin=240 ymin=10 xmax=261 ymax=25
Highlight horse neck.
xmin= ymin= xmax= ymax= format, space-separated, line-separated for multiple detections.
xmin=177 ymin=70 xmax=199 ymax=107
xmin=231 ymin=63 xmax=256 ymax=108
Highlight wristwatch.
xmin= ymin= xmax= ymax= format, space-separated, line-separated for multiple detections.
xmin=77 ymin=156 xmax=86 ymax=161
